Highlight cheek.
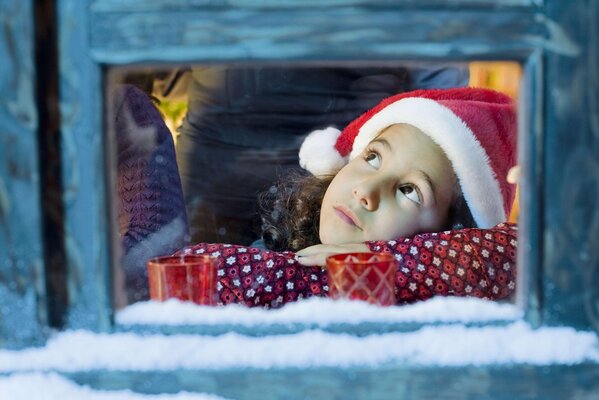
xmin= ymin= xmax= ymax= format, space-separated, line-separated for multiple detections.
xmin=319 ymin=209 xmax=358 ymax=244
xmin=318 ymin=210 xmax=332 ymax=243
xmin=325 ymin=169 xmax=350 ymax=198
xmin=319 ymin=172 xmax=347 ymax=223
xmin=420 ymin=208 xmax=449 ymax=231
xmin=318 ymin=190 xmax=337 ymax=244
xmin=369 ymin=211 xmax=421 ymax=240
xmin=385 ymin=220 xmax=417 ymax=239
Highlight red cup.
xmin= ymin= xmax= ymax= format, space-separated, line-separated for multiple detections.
xmin=147 ymin=255 xmax=217 ymax=305
xmin=326 ymin=252 xmax=397 ymax=306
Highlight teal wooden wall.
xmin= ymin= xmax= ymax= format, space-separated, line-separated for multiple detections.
xmin=0 ymin=0 xmax=47 ymax=349
xmin=58 ymin=0 xmax=113 ymax=334
xmin=542 ymin=0 xmax=599 ymax=330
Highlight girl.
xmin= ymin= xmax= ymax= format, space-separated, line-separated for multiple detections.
xmin=187 ymin=87 xmax=518 ymax=307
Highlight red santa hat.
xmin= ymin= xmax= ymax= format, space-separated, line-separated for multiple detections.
xmin=299 ymin=87 xmax=517 ymax=228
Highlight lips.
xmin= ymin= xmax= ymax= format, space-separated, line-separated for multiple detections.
xmin=333 ymin=205 xmax=363 ymax=230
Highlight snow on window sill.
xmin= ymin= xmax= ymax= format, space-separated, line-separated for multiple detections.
xmin=2 ymin=319 xmax=598 ymax=372
xmin=116 ymin=296 xmax=522 ymax=326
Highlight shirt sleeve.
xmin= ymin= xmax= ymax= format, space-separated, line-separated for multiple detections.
xmin=181 ymin=243 xmax=328 ymax=308
xmin=183 ymin=223 xmax=517 ymax=308
xmin=365 ymin=222 xmax=518 ymax=303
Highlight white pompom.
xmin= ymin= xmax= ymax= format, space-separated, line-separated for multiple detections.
xmin=299 ymin=127 xmax=347 ymax=176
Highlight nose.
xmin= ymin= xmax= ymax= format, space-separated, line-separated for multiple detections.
xmin=352 ymin=180 xmax=380 ymax=211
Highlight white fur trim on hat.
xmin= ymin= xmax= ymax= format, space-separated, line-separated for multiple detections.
xmin=349 ymin=98 xmax=505 ymax=228
xmin=299 ymin=127 xmax=346 ymax=176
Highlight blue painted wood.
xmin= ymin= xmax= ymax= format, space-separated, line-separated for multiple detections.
xmin=542 ymin=0 xmax=599 ymax=331
xmin=0 ymin=0 xmax=47 ymax=349
xmin=519 ymin=50 xmax=544 ymax=328
xmin=61 ymin=363 xmax=599 ymax=399
xmin=89 ymin=7 xmax=548 ymax=64
xmin=116 ymin=319 xmax=517 ymax=337
xmin=90 ymin=0 xmax=540 ymax=13
xmin=57 ymin=0 xmax=112 ymax=331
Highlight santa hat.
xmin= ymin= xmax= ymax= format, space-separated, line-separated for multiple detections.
xmin=299 ymin=87 xmax=517 ymax=228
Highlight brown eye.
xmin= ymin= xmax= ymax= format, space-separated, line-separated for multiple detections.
xmin=364 ymin=151 xmax=381 ymax=168
xmin=399 ymin=184 xmax=422 ymax=205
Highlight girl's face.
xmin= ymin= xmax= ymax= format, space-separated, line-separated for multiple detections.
xmin=319 ymin=123 xmax=457 ymax=244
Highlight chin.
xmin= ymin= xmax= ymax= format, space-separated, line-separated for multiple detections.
xmin=319 ymin=231 xmax=337 ymax=245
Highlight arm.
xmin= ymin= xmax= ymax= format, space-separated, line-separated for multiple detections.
xmin=115 ymin=85 xmax=189 ymax=250
xmin=185 ymin=223 xmax=517 ymax=307
xmin=181 ymin=243 xmax=328 ymax=308
xmin=366 ymin=222 xmax=517 ymax=303
xmin=114 ymin=84 xmax=189 ymax=304
xmin=296 ymin=223 xmax=518 ymax=304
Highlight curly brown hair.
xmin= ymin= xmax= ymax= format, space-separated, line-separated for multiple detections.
xmin=258 ymin=170 xmax=476 ymax=252
xmin=258 ymin=170 xmax=333 ymax=252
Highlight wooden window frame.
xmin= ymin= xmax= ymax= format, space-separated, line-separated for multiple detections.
xmin=2 ymin=0 xmax=598 ymax=396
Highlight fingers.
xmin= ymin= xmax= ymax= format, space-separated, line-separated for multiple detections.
xmin=295 ymin=245 xmax=333 ymax=266
xmin=295 ymin=253 xmax=328 ymax=267
xmin=507 ymin=165 xmax=521 ymax=184
xmin=295 ymin=245 xmax=320 ymax=257
xmin=294 ymin=243 xmax=371 ymax=267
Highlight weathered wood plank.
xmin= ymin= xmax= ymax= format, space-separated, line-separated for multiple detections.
xmin=57 ymin=0 xmax=113 ymax=331
xmin=63 ymin=363 xmax=599 ymax=399
xmin=90 ymin=0 xmax=541 ymax=13
xmin=88 ymin=8 xmax=549 ymax=64
xmin=0 ymin=0 xmax=47 ymax=348
xmin=542 ymin=0 xmax=599 ymax=331
xmin=115 ymin=319 xmax=517 ymax=337
xmin=519 ymin=50 xmax=544 ymax=327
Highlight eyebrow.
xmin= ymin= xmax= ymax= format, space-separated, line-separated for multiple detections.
xmin=370 ymin=138 xmax=392 ymax=151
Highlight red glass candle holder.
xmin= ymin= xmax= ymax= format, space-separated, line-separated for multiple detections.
xmin=326 ymin=252 xmax=397 ymax=306
xmin=147 ymin=255 xmax=217 ymax=305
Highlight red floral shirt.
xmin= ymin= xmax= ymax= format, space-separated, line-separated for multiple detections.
xmin=184 ymin=222 xmax=517 ymax=308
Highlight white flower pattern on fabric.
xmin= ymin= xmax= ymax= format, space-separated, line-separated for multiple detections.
xmin=180 ymin=223 xmax=517 ymax=308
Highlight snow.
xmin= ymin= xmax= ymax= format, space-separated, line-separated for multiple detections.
xmin=0 ymin=373 xmax=228 ymax=400
xmin=1 ymin=322 xmax=598 ymax=372
xmin=116 ymin=296 xmax=523 ymax=326
xmin=1 ymin=297 xmax=597 ymax=398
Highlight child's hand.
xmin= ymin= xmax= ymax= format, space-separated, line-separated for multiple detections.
xmin=295 ymin=243 xmax=370 ymax=267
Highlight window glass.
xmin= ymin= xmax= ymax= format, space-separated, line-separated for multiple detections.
xmin=105 ymin=61 xmax=522 ymax=325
